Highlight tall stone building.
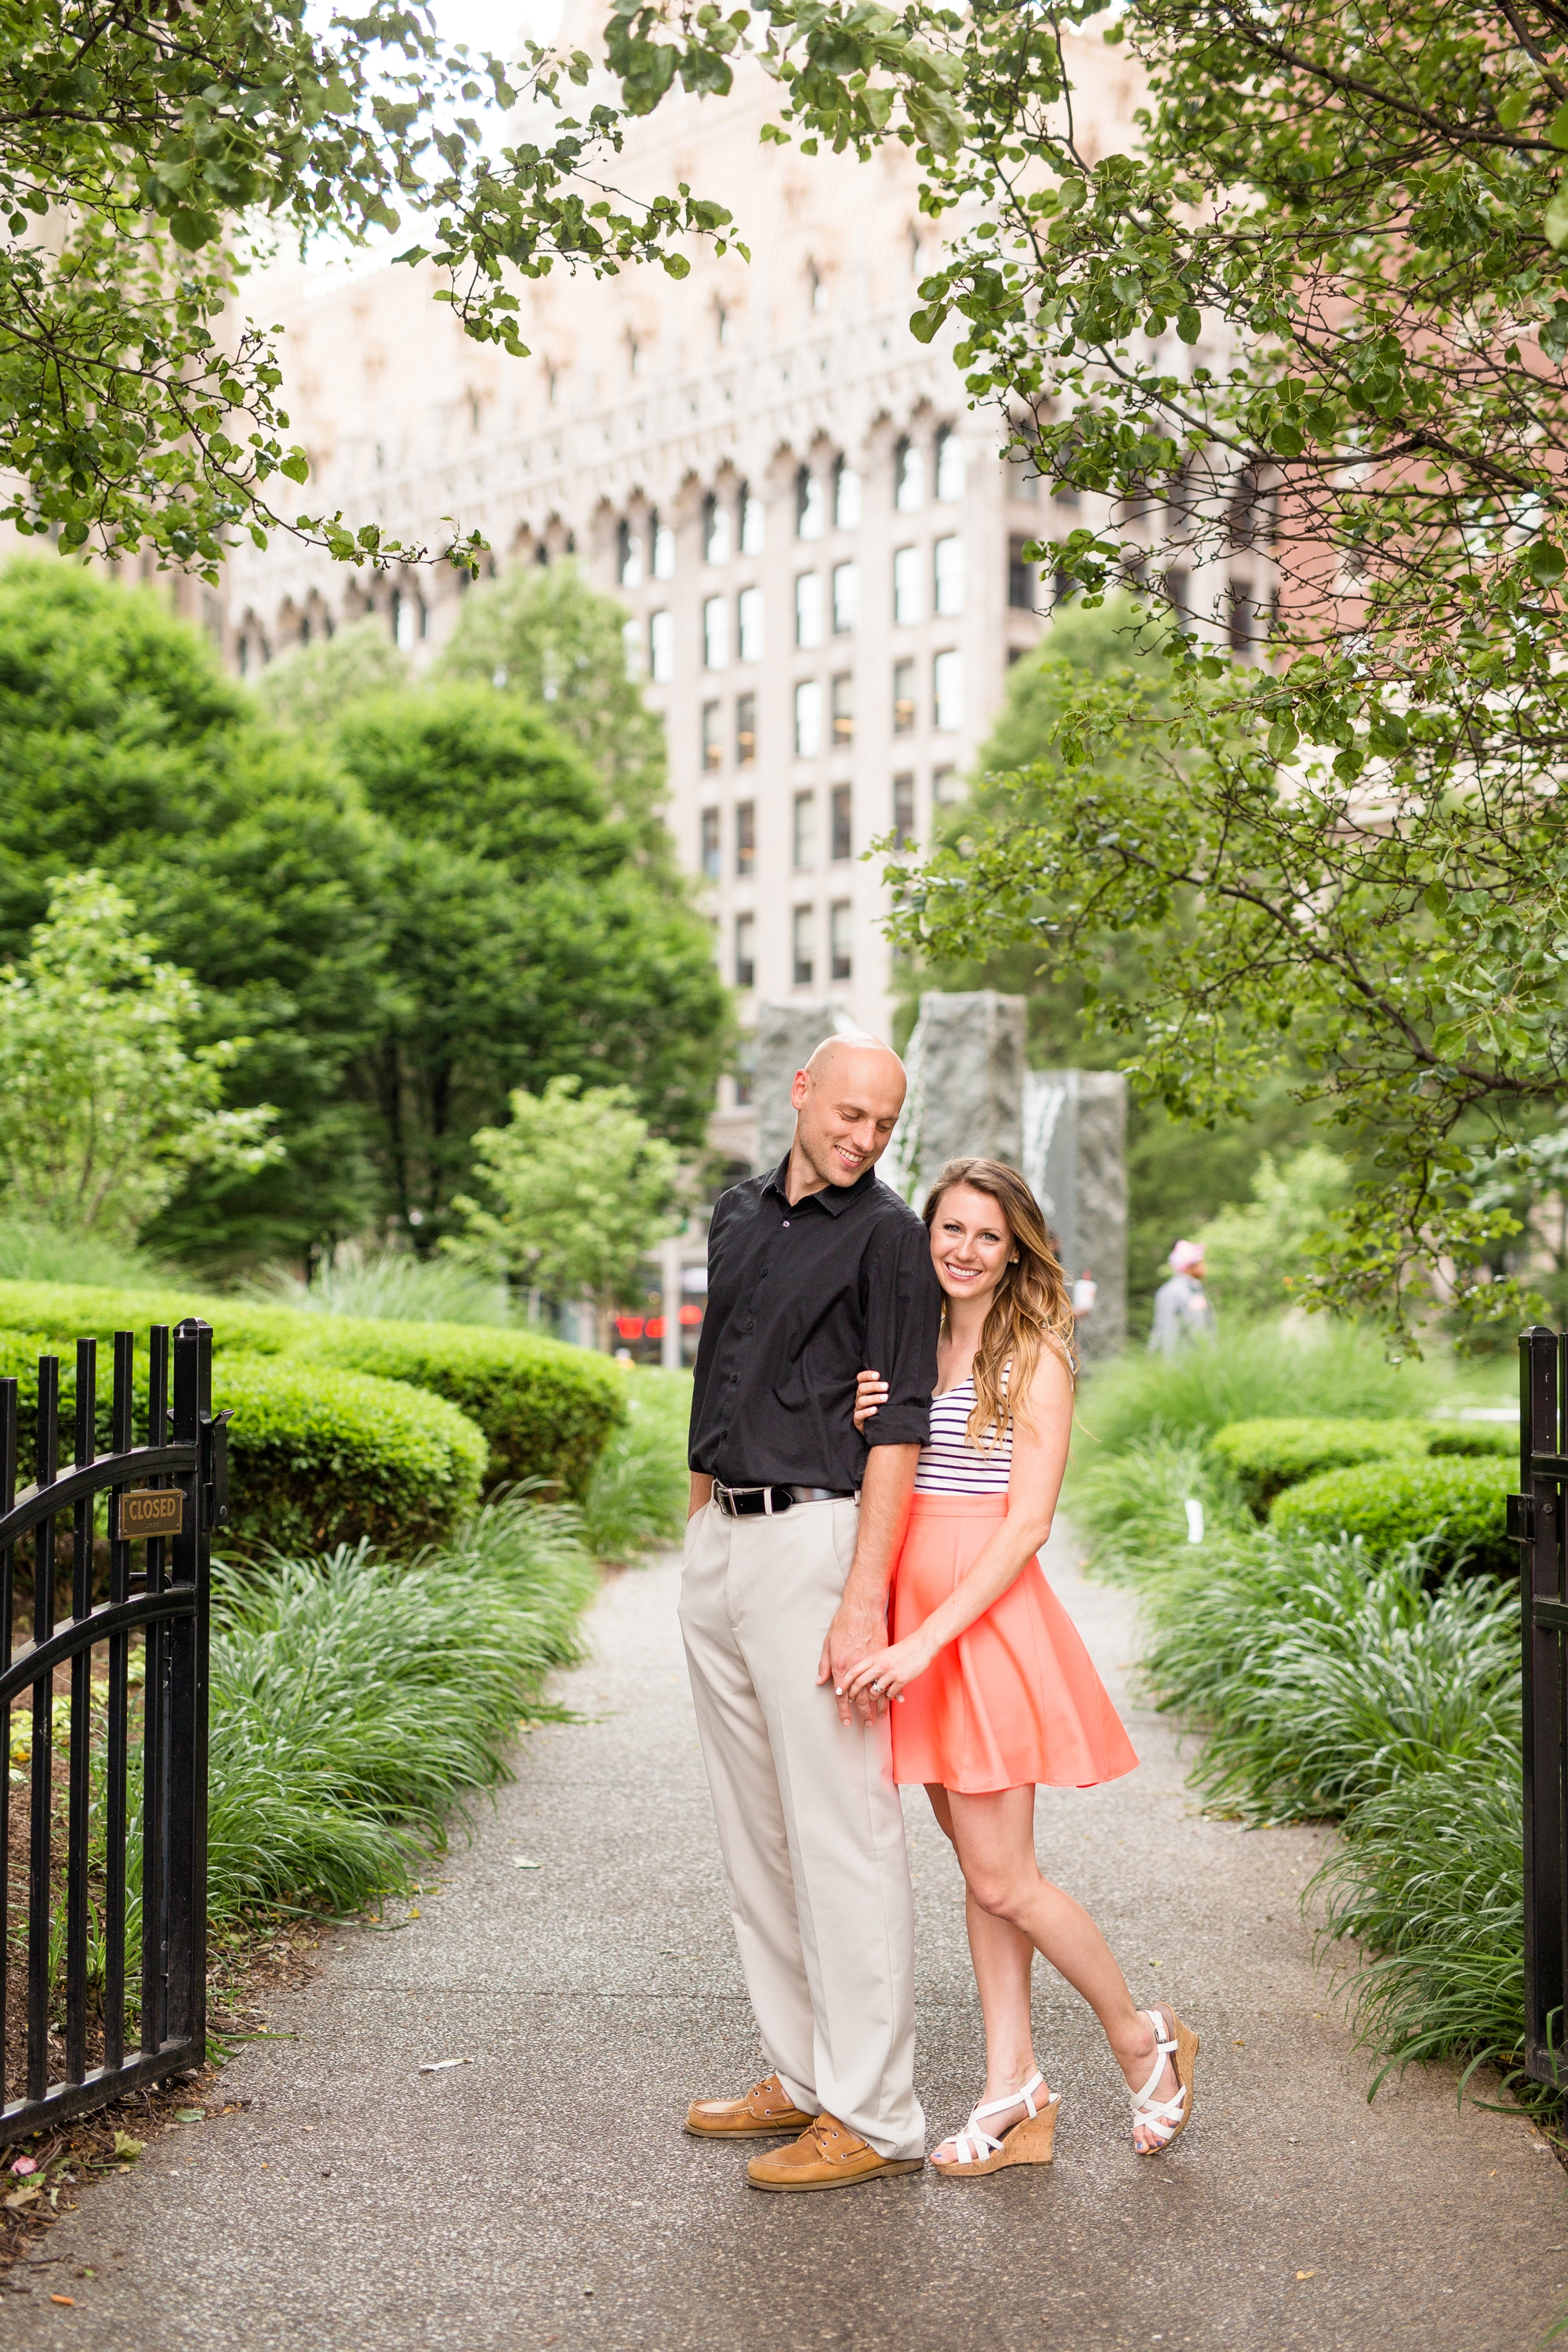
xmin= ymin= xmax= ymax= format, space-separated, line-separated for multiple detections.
xmin=222 ymin=23 xmax=1233 ymax=1167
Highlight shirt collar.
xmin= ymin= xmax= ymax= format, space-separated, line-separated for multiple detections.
xmin=762 ymin=1154 xmax=878 ymax=1217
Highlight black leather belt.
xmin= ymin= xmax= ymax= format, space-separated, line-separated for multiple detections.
xmin=713 ymin=1483 xmax=856 ymax=1518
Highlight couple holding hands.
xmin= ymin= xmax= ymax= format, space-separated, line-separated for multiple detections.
xmin=678 ymin=1033 xmax=1197 ymax=2190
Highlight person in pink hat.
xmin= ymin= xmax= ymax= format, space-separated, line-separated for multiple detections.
xmin=1149 ymin=1239 xmax=1217 ymax=1356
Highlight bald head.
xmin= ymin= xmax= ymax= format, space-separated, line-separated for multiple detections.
xmin=786 ymin=1033 xmax=907 ymax=1196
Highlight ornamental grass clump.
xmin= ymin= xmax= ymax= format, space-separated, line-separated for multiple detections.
xmin=1074 ymin=1319 xmax=1439 ymax=1457
xmin=204 ymin=1490 xmax=597 ymax=1923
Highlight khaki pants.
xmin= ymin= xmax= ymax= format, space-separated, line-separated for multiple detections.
xmin=678 ymin=1497 xmax=924 ymax=2161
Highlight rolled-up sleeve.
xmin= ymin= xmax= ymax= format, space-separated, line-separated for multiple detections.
xmin=858 ymin=1214 xmax=941 ymax=1449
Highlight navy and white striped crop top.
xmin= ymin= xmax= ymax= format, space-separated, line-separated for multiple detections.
xmin=914 ymin=1374 xmax=1012 ymax=1495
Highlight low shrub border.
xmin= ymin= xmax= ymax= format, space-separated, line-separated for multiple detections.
xmin=1269 ymin=1454 xmax=1515 ymax=1577
xmin=0 ymin=1279 xmax=626 ymax=1501
xmin=1208 ymin=1416 xmax=1431 ymax=1513
xmin=213 ymin=1357 xmax=488 ymax=1555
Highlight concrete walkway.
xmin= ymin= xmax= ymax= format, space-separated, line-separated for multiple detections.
xmin=11 ymin=1526 xmax=1566 ymax=2350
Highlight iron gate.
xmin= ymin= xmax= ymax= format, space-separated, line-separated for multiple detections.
xmin=0 ymin=1319 xmax=226 ymax=2143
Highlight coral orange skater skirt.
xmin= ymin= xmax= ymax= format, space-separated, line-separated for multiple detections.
xmin=889 ymin=1492 xmax=1139 ymax=1794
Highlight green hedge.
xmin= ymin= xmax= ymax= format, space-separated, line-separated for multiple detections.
xmin=0 ymin=1279 xmax=624 ymax=1501
xmin=1426 ymin=1422 xmax=1518 ymax=1460
xmin=1269 ymin=1455 xmax=1516 ymax=1576
xmin=214 ymin=1358 xmax=488 ymax=1555
xmin=1208 ymin=1416 xmax=1431 ymax=1513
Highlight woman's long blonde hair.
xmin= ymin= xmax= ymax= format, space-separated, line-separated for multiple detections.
xmin=923 ymin=1158 xmax=1076 ymax=1450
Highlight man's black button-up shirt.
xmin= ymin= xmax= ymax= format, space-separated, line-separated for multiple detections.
xmin=688 ymin=1157 xmax=942 ymax=1491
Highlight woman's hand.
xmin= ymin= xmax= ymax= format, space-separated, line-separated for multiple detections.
xmin=844 ymin=1632 xmax=935 ymax=1711
xmin=852 ymin=1368 xmax=889 ymax=1432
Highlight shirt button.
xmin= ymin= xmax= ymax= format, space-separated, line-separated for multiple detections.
xmin=782 ymin=1219 xmax=789 ymax=1228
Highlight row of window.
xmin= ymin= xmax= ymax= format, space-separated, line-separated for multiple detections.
xmin=702 ymin=768 xmax=962 ymax=884
xmin=692 ymin=654 xmax=966 ymax=765
xmin=615 ymin=432 xmax=969 ymax=588
xmin=732 ymin=904 xmax=855 ymax=990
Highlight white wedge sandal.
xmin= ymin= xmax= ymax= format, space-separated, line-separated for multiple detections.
xmin=1129 ymin=2006 xmax=1199 ymax=2155
xmin=931 ymin=2071 xmax=1062 ymax=2181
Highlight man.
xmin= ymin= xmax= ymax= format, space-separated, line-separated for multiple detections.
xmin=680 ymin=1033 xmax=942 ymax=2190
xmin=1149 ymin=1239 xmax=1217 ymax=1356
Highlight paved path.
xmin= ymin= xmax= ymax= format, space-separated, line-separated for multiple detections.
xmin=10 ymin=1527 xmax=1566 ymax=2350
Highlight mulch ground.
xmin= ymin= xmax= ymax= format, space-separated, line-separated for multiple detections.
xmin=0 ymin=1912 xmax=334 ymax=2285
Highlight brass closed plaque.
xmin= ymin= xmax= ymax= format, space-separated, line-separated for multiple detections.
xmin=118 ymin=1489 xmax=183 ymax=1540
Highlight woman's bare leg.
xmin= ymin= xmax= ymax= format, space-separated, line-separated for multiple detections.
xmin=941 ymin=1784 xmax=1178 ymax=2154
xmin=926 ymin=1784 xmax=1041 ymax=2164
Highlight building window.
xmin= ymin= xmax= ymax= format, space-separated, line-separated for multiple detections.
xmin=701 ymin=807 xmax=720 ymax=878
xmin=1007 ymin=447 xmax=1041 ymax=501
xmin=1008 ymin=536 xmax=1036 ymax=611
xmin=652 ymin=514 xmax=675 ymax=579
xmin=703 ymin=492 xmax=731 ymax=566
xmin=702 ymin=595 xmax=729 ymax=670
xmin=739 ymin=481 xmax=764 ymax=554
xmin=735 ymin=798 xmax=756 ymax=876
xmin=736 ymin=691 xmax=757 ymax=767
xmin=793 ymin=789 xmax=817 ymax=869
xmin=702 ymin=700 xmax=723 ymax=771
xmin=933 ymin=649 xmax=964 ymax=731
xmin=735 ymin=1033 xmax=755 ymax=1103
xmin=830 ymin=780 xmax=852 ymax=860
xmin=834 ymin=457 xmax=862 ymax=531
xmin=735 ymin=913 xmax=755 ymax=989
xmin=717 ymin=302 xmax=732 ymax=347
xmin=795 ymin=572 xmax=824 ymax=650
xmin=1167 ymin=567 xmax=1191 ymax=619
xmin=893 ymin=544 xmax=922 ymax=626
xmin=793 ymin=905 xmax=815 ymax=986
xmin=795 ymin=679 xmax=822 ymax=760
xmin=649 ymin=609 xmax=673 ymax=683
xmin=833 ymin=561 xmax=859 ymax=634
xmin=737 ymin=585 xmax=764 ymax=662
xmin=895 ymin=436 xmax=924 ymax=513
xmin=933 ymin=763 xmax=962 ymax=804
xmin=809 ymin=263 xmax=828 ymax=314
xmin=893 ymin=659 xmax=916 ymax=734
xmin=617 ymin=517 xmax=643 ymax=586
xmin=935 ymin=426 xmax=966 ymax=503
xmin=830 ymin=900 xmax=853 ymax=982
xmin=831 ymin=676 xmax=854 ymax=751
xmin=796 ymin=465 xmax=824 ymax=540
xmin=934 ymin=535 xmax=964 ymax=617
xmin=893 ymin=772 xmax=916 ymax=848
xmin=622 ymin=616 xmax=641 ymax=678
xmin=1228 ymin=579 xmax=1255 ymax=654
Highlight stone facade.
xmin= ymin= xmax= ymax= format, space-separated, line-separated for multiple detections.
xmin=1024 ymin=1069 xmax=1128 ymax=1362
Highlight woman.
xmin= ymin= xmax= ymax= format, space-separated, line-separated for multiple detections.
xmin=848 ymin=1156 xmax=1197 ymax=2173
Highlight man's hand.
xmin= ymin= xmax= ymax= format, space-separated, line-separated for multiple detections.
xmin=688 ymin=1472 xmax=713 ymax=1521
xmin=818 ymin=1602 xmax=891 ymax=1726
xmin=815 ymin=1443 xmax=919 ymax=1726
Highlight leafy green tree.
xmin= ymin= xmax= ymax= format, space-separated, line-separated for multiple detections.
xmin=252 ymin=621 xmax=409 ymax=738
xmin=434 ymin=562 xmax=669 ymax=844
xmin=0 ymin=872 xmax=281 ymax=1240
xmin=0 ymin=0 xmax=746 ymax=572
xmin=332 ymin=685 xmax=729 ymax=1236
xmin=449 ymin=1076 xmax=681 ymax=1345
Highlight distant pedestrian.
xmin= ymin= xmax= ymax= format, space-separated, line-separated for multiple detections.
xmin=1149 ymin=1240 xmax=1216 ymax=1356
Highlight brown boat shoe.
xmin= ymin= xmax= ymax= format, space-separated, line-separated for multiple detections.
xmin=746 ymin=2113 xmax=924 ymax=2192
xmin=684 ymin=2074 xmax=815 ymax=2138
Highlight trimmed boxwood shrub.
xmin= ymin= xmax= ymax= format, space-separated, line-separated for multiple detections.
xmin=1426 ymin=1422 xmax=1518 ymax=1460
xmin=214 ymin=1358 xmax=488 ymax=1555
xmin=1269 ymin=1454 xmax=1516 ymax=1576
xmin=1209 ymin=1417 xmax=1431 ymax=1514
xmin=0 ymin=1280 xmax=625 ymax=1500
xmin=296 ymin=1323 xmax=624 ymax=1500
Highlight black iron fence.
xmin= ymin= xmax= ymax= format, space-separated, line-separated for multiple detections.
xmin=0 ymin=1319 xmax=226 ymax=2143
xmin=1514 ymin=1327 xmax=1568 ymax=2089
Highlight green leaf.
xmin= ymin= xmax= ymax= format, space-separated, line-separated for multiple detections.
xmin=1425 ymin=880 xmax=1450 ymax=918
xmin=1269 ymin=422 xmax=1304 ymax=458
xmin=1545 ymin=186 xmax=1568 ymax=251
xmin=1267 ymin=717 xmax=1299 ymax=760
xmin=279 ymin=449 xmax=310 ymax=485
xmin=1526 ymin=540 xmax=1566 ymax=586
xmin=1176 ymin=306 xmax=1201 ymax=345
xmin=168 ymin=209 xmax=220 ymax=252
xmin=1550 ymin=98 xmax=1568 ymax=148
